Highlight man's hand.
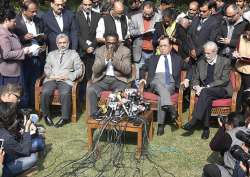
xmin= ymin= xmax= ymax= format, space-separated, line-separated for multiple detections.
xmin=29 ymin=123 xmax=37 ymax=135
xmin=193 ymin=85 xmax=203 ymax=96
xmin=106 ymin=49 xmax=114 ymax=60
xmin=232 ymin=51 xmax=241 ymax=59
xmin=0 ymin=149 xmax=5 ymax=165
xmin=218 ymin=37 xmax=230 ymax=45
xmin=23 ymin=33 xmax=34 ymax=41
xmin=86 ymin=47 xmax=94 ymax=54
xmin=181 ymin=79 xmax=189 ymax=88
xmin=24 ymin=118 xmax=32 ymax=133
xmin=57 ymin=75 xmax=68 ymax=80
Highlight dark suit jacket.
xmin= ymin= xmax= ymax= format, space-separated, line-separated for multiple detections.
xmin=153 ymin=22 xmax=190 ymax=59
xmin=141 ymin=52 xmax=184 ymax=89
xmin=14 ymin=14 xmax=45 ymax=46
xmin=42 ymin=9 xmax=78 ymax=52
xmin=76 ymin=10 xmax=100 ymax=52
xmin=187 ymin=15 xmax=219 ymax=57
xmin=192 ymin=56 xmax=232 ymax=96
xmin=214 ymin=18 xmax=248 ymax=54
xmin=92 ymin=45 xmax=132 ymax=83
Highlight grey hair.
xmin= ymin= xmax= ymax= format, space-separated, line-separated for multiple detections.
xmin=203 ymin=41 xmax=218 ymax=52
xmin=56 ymin=33 xmax=69 ymax=43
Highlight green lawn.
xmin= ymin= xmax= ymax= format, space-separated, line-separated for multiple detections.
xmin=31 ymin=111 xmax=220 ymax=177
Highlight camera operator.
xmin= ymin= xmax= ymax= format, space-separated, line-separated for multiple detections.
xmin=202 ymin=112 xmax=247 ymax=177
xmin=0 ymin=102 xmax=42 ymax=176
xmin=231 ymin=143 xmax=250 ymax=177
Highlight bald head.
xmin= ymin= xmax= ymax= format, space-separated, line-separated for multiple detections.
xmin=113 ymin=1 xmax=124 ymax=12
xmin=226 ymin=4 xmax=240 ymax=24
xmin=189 ymin=1 xmax=199 ymax=9
xmin=188 ymin=1 xmax=199 ymax=18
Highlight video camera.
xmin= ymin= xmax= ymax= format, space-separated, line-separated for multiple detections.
xmin=230 ymin=131 xmax=250 ymax=175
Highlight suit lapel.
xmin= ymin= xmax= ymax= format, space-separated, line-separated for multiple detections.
xmin=202 ymin=60 xmax=208 ymax=80
xmin=213 ymin=56 xmax=221 ymax=79
xmin=62 ymin=11 xmax=67 ymax=32
xmin=17 ymin=15 xmax=28 ymax=34
xmin=49 ymin=10 xmax=63 ymax=33
xmin=171 ymin=53 xmax=177 ymax=76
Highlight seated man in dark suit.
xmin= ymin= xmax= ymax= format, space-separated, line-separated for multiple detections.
xmin=87 ymin=32 xmax=132 ymax=119
xmin=140 ymin=37 xmax=184 ymax=136
xmin=41 ymin=34 xmax=84 ymax=128
xmin=182 ymin=41 xmax=232 ymax=139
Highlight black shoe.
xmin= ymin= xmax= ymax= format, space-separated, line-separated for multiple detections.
xmin=43 ymin=116 xmax=54 ymax=126
xmin=157 ymin=124 xmax=165 ymax=136
xmin=182 ymin=122 xmax=195 ymax=131
xmin=201 ymin=129 xmax=210 ymax=140
xmin=55 ymin=118 xmax=69 ymax=128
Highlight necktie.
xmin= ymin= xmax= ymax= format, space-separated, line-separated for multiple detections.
xmin=86 ymin=12 xmax=90 ymax=26
xmin=164 ymin=55 xmax=171 ymax=85
xmin=59 ymin=52 xmax=65 ymax=64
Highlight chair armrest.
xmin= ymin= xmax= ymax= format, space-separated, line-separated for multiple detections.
xmin=35 ymin=74 xmax=46 ymax=88
xmin=139 ymin=80 xmax=145 ymax=96
xmin=234 ymin=70 xmax=241 ymax=92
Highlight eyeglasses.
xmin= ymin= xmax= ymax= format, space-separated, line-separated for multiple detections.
xmin=226 ymin=13 xmax=237 ymax=19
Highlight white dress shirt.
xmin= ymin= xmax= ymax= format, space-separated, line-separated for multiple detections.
xmin=155 ymin=54 xmax=173 ymax=74
xmin=105 ymin=59 xmax=115 ymax=76
xmin=22 ymin=15 xmax=37 ymax=36
xmin=53 ymin=12 xmax=63 ymax=31
xmin=96 ymin=16 xmax=130 ymax=41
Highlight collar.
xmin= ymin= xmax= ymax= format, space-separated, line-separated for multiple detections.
xmin=53 ymin=11 xmax=63 ymax=18
xmin=207 ymin=55 xmax=217 ymax=65
xmin=22 ymin=14 xmax=33 ymax=24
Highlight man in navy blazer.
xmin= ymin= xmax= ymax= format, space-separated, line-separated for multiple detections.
xmin=140 ymin=37 xmax=184 ymax=136
xmin=42 ymin=0 xmax=78 ymax=52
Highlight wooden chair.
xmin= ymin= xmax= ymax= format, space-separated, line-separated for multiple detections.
xmin=139 ymin=70 xmax=187 ymax=128
xmin=188 ymin=70 xmax=241 ymax=121
xmin=35 ymin=72 xmax=84 ymax=123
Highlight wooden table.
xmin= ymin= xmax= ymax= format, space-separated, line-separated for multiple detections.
xmin=87 ymin=111 xmax=154 ymax=158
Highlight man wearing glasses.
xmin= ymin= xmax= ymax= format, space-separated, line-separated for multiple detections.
xmin=187 ymin=1 xmax=219 ymax=60
xmin=42 ymin=0 xmax=78 ymax=52
xmin=214 ymin=3 xmax=248 ymax=58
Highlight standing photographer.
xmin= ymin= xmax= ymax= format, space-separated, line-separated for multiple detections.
xmin=202 ymin=112 xmax=247 ymax=177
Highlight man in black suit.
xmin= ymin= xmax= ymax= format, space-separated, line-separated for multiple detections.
xmin=14 ymin=0 xmax=46 ymax=108
xmin=188 ymin=1 xmax=219 ymax=60
xmin=182 ymin=41 xmax=232 ymax=139
xmin=140 ymin=37 xmax=183 ymax=136
xmin=76 ymin=0 xmax=101 ymax=81
xmin=215 ymin=4 xmax=248 ymax=58
xmin=42 ymin=0 xmax=78 ymax=52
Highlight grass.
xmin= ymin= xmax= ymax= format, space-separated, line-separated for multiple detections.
xmin=30 ymin=111 xmax=221 ymax=177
